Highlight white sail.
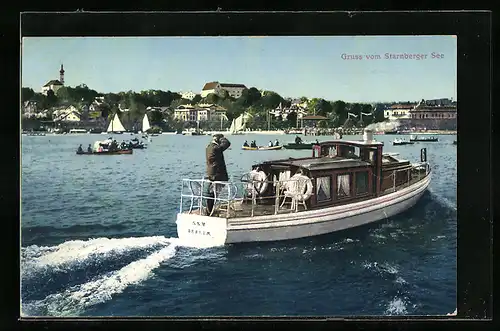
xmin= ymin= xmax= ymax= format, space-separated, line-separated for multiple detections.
xmin=142 ymin=114 xmax=151 ymax=132
xmin=229 ymin=119 xmax=236 ymax=133
xmin=107 ymin=113 xmax=126 ymax=132
xmin=234 ymin=114 xmax=246 ymax=132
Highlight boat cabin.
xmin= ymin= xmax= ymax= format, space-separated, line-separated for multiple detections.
xmin=245 ymin=136 xmax=427 ymax=211
xmin=178 ymin=129 xmax=430 ymax=220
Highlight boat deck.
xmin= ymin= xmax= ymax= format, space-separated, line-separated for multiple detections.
xmin=189 ymin=200 xmax=301 ymax=219
xmin=182 ymin=171 xmax=429 ymax=221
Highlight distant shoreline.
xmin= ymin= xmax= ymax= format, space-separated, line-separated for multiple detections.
xmin=23 ymin=129 xmax=457 ymax=137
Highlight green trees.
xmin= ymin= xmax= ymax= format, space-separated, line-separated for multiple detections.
xmin=236 ymin=87 xmax=262 ymax=107
xmin=21 ymin=88 xmax=36 ymax=103
xmin=285 ymin=112 xmax=298 ymax=128
xmin=315 ymin=99 xmax=333 ymax=117
xmin=203 ymin=93 xmax=220 ymax=105
xmin=257 ymin=91 xmax=284 ymax=109
xmin=192 ymin=94 xmax=202 ymax=104
xmin=21 ymin=82 xmax=387 ymax=130
xmin=149 ymin=110 xmax=164 ymax=125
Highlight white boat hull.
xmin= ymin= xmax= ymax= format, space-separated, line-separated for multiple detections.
xmin=176 ymin=173 xmax=431 ymax=247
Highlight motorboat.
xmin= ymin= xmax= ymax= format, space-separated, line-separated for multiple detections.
xmin=242 ymin=145 xmax=283 ymax=151
xmin=393 ymin=138 xmax=414 ymax=146
xmin=409 ymin=135 xmax=439 ymax=142
xmin=176 ymin=129 xmax=431 ymax=247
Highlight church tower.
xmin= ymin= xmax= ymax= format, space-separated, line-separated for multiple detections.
xmin=59 ymin=64 xmax=65 ymax=84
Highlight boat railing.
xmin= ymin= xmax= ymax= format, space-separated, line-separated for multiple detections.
xmin=179 ymin=176 xmax=314 ymax=218
xmin=382 ymin=161 xmax=431 ymax=193
xmin=180 ymin=162 xmax=431 ymax=218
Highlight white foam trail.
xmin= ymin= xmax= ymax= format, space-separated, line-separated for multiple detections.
xmin=395 ymin=276 xmax=407 ymax=285
xmin=386 ymin=297 xmax=408 ymax=315
xmin=428 ymin=190 xmax=457 ymax=211
xmin=21 ymin=236 xmax=175 ymax=277
xmin=22 ymin=241 xmax=179 ymax=317
xmin=169 ymin=247 xmax=227 ymax=269
xmin=362 ymin=261 xmax=399 ymax=275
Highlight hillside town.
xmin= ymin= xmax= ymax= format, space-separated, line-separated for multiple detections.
xmin=21 ymin=65 xmax=457 ymax=134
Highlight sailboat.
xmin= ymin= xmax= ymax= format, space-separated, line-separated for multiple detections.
xmin=142 ymin=113 xmax=151 ymax=133
xmin=106 ymin=113 xmax=127 ymax=134
xmin=228 ymin=114 xmax=246 ymax=135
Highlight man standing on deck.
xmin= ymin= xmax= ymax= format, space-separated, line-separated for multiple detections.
xmin=205 ymin=133 xmax=231 ymax=215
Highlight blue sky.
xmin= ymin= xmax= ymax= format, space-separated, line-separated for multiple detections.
xmin=21 ymin=36 xmax=457 ymax=103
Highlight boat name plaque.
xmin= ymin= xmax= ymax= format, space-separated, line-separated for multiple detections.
xmin=188 ymin=221 xmax=211 ymax=236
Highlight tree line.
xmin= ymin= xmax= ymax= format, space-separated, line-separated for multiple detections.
xmin=21 ymin=84 xmax=387 ymax=131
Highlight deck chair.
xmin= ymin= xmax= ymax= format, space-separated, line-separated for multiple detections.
xmin=280 ymin=174 xmax=308 ymax=212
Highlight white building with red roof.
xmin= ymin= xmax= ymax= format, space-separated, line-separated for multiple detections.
xmin=200 ymin=81 xmax=247 ymax=98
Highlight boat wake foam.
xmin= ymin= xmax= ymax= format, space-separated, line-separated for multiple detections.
xmin=21 ymin=236 xmax=180 ymax=316
xmin=427 ymin=189 xmax=457 ymax=212
xmin=362 ymin=261 xmax=400 ymax=276
xmin=21 ymin=236 xmax=176 ymax=280
xmin=385 ymin=297 xmax=409 ymax=315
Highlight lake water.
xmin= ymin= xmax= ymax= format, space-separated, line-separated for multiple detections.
xmin=20 ymin=133 xmax=457 ymax=317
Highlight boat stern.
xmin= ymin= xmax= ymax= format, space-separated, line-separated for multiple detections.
xmin=176 ymin=212 xmax=228 ymax=248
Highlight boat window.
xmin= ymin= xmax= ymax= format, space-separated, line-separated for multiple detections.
xmin=316 ymin=176 xmax=331 ymax=202
xmin=336 ymin=174 xmax=351 ymax=198
xmin=355 ymin=171 xmax=369 ymax=195
xmin=369 ymin=151 xmax=376 ymax=163
xmin=345 ymin=146 xmax=360 ymax=159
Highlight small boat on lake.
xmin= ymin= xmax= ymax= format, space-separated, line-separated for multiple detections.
xmin=283 ymin=142 xmax=318 ymax=150
xmin=176 ymin=129 xmax=431 ymax=247
xmin=25 ymin=131 xmax=46 ymax=136
xmin=77 ymin=139 xmax=134 ymax=155
xmin=393 ymin=138 xmax=414 ymax=146
xmin=76 ymin=149 xmax=133 ymax=155
xmin=409 ymin=135 xmax=438 ymax=142
xmin=69 ymin=129 xmax=88 ymax=134
xmin=242 ymin=145 xmax=283 ymax=151
xmin=127 ymin=138 xmax=147 ymax=149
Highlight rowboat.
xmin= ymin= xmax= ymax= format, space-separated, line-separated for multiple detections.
xmin=283 ymin=143 xmax=317 ymax=150
xmin=76 ymin=149 xmax=133 ymax=155
xmin=176 ymin=129 xmax=431 ymax=247
xmin=393 ymin=138 xmax=414 ymax=146
xmin=242 ymin=145 xmax=283 ymax=151
xmin=409 ymin=135 xmax=439 ymax=142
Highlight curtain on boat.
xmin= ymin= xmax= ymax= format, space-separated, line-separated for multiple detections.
xmin=337 ymin=174 xmax=350 ymax=197
xmin=316 ymin=176 xmax=331 ymax=201
xmin=329 ymin=146 xmax=337 ymax=157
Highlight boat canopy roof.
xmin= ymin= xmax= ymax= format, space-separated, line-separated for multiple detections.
xmin=253 ymin=139 xmax=382 ymax=171
xmin=317 ymin=139 xmax=384 ymax=148
xmin=258 ymin=156 xmax=371 ymax=171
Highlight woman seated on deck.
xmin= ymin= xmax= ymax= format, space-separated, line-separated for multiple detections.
xmin=77 ymin=144 xmax=83 ymax=153
xmin=268 ymin=141 xmax=273 ymax=147
xmin=250 ymin=141 xmax=257 ymax=148
xmin=243 ymin=140 xmax=249 ymax=147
